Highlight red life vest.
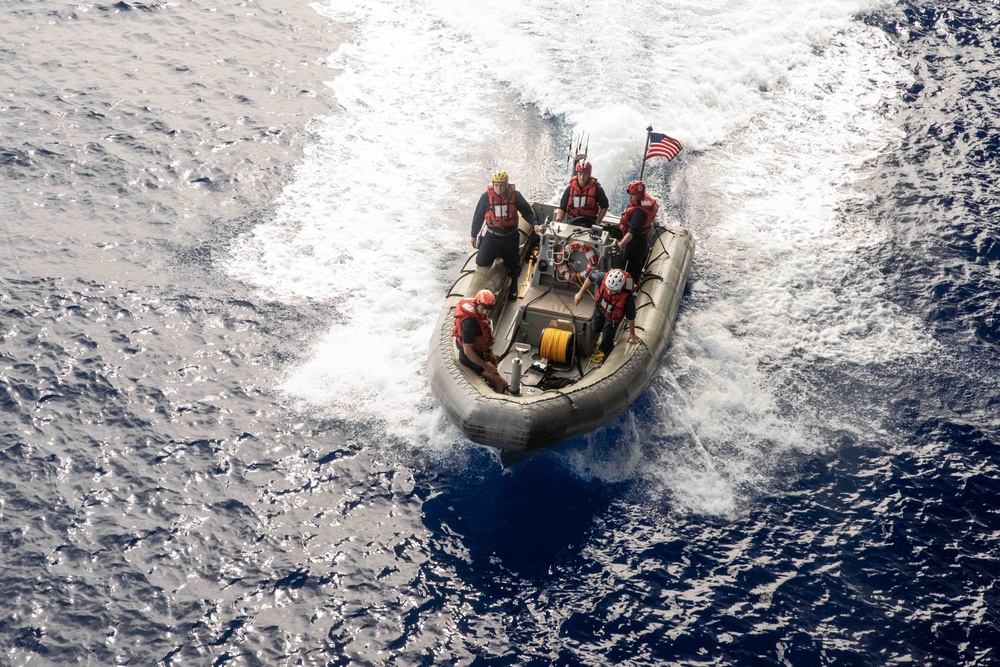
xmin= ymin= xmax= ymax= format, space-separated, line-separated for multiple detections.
xmin=484 ymin=184 xmax=520 ymax=231
xmin=566 ymin=177 xmax=601 ymax=218
xmin=452 ymin=299 xmax=493 ymax=353
xmin=619 ymin=195 xmax=658 ymax=236
xmin=595 ymin=271 xmax=634 ymax=323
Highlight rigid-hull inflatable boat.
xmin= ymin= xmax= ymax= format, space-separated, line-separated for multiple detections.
xmin=428 ymin=201 xmax=694 ymax=465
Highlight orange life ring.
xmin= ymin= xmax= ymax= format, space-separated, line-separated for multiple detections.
xmin=554 ymin=241 xmax=598 ymax=282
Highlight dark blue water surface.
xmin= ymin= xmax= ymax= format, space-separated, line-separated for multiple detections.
xmin=2 ymin=1 xmax=999 ymax=665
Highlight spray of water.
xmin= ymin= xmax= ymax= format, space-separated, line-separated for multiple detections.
xmin=225 ymin=0 xmax=926 ymax=514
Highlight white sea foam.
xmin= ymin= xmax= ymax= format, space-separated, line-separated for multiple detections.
xmin=225 ymin=0 xmax=515 ymax=433
xmin=635 ymin=20 xmax=929 ymax=517
xmin=225 ymin=0 xmax=925 ymax=513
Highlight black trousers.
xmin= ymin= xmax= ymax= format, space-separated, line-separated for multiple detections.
xmin=458 ymin=349 xmax=486 ymax=374
xmin=591 ymin=310 xmax=620 ymax=355
xmin=476 ymin=230 xmax=520 ymax=285
xmin=622 ymin=234 xmax=648 ymax=282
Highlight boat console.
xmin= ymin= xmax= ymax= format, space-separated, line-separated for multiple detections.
xmin=532 ymin=219 xmax=615 ymax=289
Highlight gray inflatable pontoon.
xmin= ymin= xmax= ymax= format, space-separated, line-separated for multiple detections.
xmin=428 ymin=201 xmax=694 ymax=465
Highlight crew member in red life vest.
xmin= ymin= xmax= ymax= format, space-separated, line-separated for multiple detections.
xmin=470 ymin=170 xmax=540 ymax=301
xmin=452 ymin=289 xmax=509 ymax=394
xmin=554 ymin=160 xmax=609 ymax=226
xmin=573 ymin=268 xmax=641 ymax=357
xmin=616 ymin=179 xmax=659 ymax=281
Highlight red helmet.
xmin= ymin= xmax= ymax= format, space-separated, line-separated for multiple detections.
xmin=474 ymin=289 xmax=496 ymax=309
xmin=575 ymin=160 xmax=592 ymax=175
xmin=626 ymin=180 xmax=645 ymax=196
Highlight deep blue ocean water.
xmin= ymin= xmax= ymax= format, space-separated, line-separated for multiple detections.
xmin=2 ymin=0 xmax=998 ymax=665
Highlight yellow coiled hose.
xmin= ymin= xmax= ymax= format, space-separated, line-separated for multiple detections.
xmin=539 ymin=327 xmax=574 ymax=364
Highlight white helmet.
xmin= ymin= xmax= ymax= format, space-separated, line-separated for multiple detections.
xmin=605 ymin=269 xmax=626 ymax=293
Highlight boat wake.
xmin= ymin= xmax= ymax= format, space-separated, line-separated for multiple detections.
xmin=224 ymin=0 xmax=933 ymax=517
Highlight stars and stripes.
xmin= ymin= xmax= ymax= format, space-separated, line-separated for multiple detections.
xmin=645 ymin=132 xmax=683 ymax=161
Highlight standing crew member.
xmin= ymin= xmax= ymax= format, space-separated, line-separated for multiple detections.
xmin=616 ymin=180 xmax=658 ymax=281
xmin=452 ymin=289 xmax=509 ymax=394
xmin=573 ymin=269 xmax=641 ymax=359
xmin=470 ymin=170 xmax=539 ymax=300
xmin=554 ymin=160 xmax=609 ymax=225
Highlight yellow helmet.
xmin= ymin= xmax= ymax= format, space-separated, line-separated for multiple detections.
xmin=491 ymin=170 xmax=509 ymax=184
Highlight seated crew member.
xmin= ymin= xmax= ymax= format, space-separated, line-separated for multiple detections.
xmin=554 ymin=160 xmax=609 ymax=226
xmin=470 ymin=170 xmax=540 ymax=300
xmin=616 ymin=179 xmax=658 ymax=281
xmin=573 ymin=268 xmax=641 ymax=358
xmin=452 ymin=289 xmax=509 ymax=394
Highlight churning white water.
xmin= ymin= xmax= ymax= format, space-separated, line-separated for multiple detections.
xmin=225 ymin=0 xmax=927 ymax=514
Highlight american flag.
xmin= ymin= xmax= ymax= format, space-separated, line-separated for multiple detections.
xmin=645 ymin=132 xmax=683 ymax=161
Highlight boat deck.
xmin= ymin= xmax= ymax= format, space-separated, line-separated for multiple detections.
xmin=490 ymin=280 xmax=606 ymax=395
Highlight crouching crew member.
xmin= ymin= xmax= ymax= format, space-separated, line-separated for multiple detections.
xmin=573 ymin=269 xmax=641 ymax=357
xmin=452 ymin=289 xmax=509 ymax=394
xmin=616 ymin=180 xmax=658 ymax=281
xmin=470 ymin=170 xmax=540 ymax=300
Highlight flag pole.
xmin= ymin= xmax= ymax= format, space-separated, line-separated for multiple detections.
xmin=638 ymin=125 xmax=653 ymax=181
